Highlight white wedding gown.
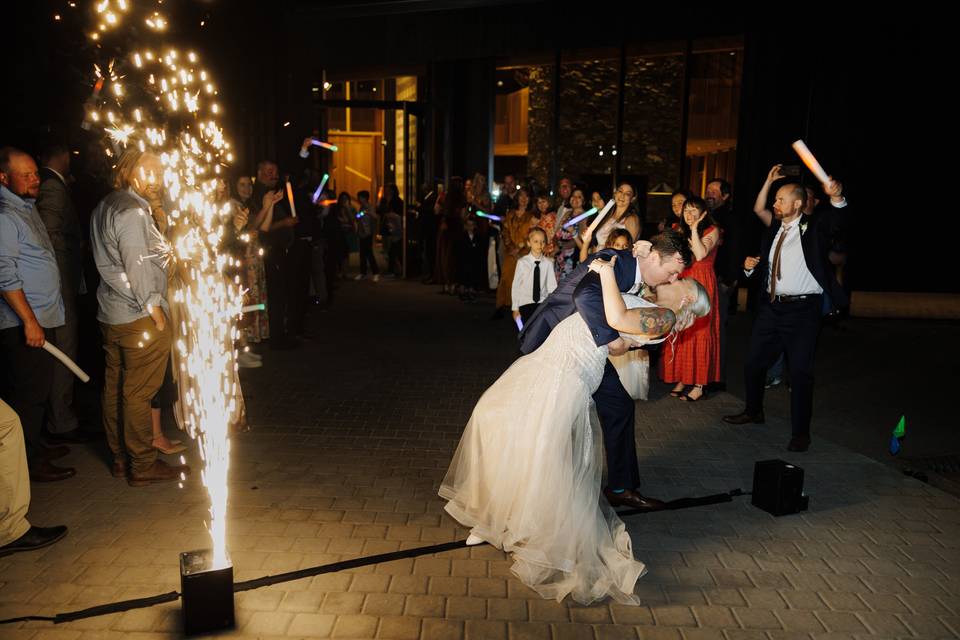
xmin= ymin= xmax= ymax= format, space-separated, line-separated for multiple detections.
xmin=440 ymin=306 xmax=650 ymax=605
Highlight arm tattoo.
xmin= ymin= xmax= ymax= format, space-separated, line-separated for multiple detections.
xmin=633 ymin=307 xmax=676 ymax=337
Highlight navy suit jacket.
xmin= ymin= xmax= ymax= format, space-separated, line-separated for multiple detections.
xmin=751 ymin=204 xmax=850 ymax=311
xmin=519 ymin=248 xmax=639 ymax=354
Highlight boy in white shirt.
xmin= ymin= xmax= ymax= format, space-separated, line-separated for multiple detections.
xmin=511 ymin=227 xmax=557 ymax=327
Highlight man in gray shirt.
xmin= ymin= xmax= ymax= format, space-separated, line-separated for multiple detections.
xmin=90 ymin=149 xmax=187 ymax=486
xmin=0 ymin=147 xmax=75 ymax=482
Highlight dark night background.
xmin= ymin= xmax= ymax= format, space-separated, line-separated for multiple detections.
xmin=3 ymin=1 xmax=950 ymax=293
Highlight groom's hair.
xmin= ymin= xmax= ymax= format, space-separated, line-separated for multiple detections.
xmin=650 ymin=230 xmax=693 ymax=266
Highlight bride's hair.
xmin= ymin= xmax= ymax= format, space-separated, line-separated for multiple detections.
xmin=684 ymin=279 xmax=711 ymax=318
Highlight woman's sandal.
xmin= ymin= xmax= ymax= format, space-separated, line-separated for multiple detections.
xmin=669 ymin=386 xmax=687 ymax=398
xmin=680 ymin=386 xmax=707 ymax=402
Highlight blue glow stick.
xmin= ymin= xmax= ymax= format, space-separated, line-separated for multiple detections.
xmin=311 ymin=173 xmax=330 ymax=204
xmin=356 ymin=211 xmax=365 ymax=219
xmin=476 ymin=210 xmax=502 ymax=222
xmin=562 ymin=207 xmax=598 ymax=228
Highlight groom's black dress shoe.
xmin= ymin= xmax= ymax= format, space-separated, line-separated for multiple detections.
xmin=722 ymin=410 xmax=765 ymax=425
xmin=787 ymin=436 xmax=811 ymax=452
xmin=0 ymin=525 xmax=68 ymax=557
xmin=603 ymin=488 xmax=666 ymax=512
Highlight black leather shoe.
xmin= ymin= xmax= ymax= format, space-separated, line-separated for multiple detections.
xmin=722 ymin=411 xmax=765 ymax=425
xmin=43 ymin=428 xmax=94 ymax=444
xmin=603 ymin=488 xmax=667 ymax=512
xmin=787 ymin=436 xmax=811 ymax=452
xmin=0 ymin=525 xmax=68 ymax=557
xmin=29 ymin=460 xmax=76 ymax=482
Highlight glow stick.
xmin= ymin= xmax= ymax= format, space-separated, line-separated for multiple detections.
xmin=356 ymin=211 xmax=365 ymax=219
xmin=310 ymin=139 xmax=338 ymax=152
xmin=241 ymin=304 xmax=265 ymax=313
xmin=42 ymin=342 xmax=90 ymax=383
xmin=585 ymin=199 xmax=616 ymax=236
xmin=562 ymin=207 xmax=598 ymax=228
xmin=285 ymin=179 xmax=297 ymax=218
xmin=791 ymin=139 xmax=829 ymax=184
xmin=476 ymin=210 xmax=502 ymax=222
xmin=311 ymin=173 xmax=330 ymax=204
xmin=514 ymin=316 xmax=523 ymax=331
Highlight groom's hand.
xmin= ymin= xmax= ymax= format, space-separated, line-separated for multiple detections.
xmin=607 ymin=337 xmax=629 ymax=356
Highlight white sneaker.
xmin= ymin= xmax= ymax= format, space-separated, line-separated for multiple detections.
xmin=372 ymin=274 xmax=380 ymax=283
xmin=237 ymin=352 xmax=263 ymax=368
xmin=353 ymin=274 xmax=364 ymax=281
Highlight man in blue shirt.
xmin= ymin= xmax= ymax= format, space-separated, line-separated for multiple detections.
xmin=0 ymin=147 xmax=75 ymax=482
xmin=90 ymin=149 xmax=188 ymax=486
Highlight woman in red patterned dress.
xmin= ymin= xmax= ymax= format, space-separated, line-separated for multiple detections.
xmin=658 ymin=195 xmax=721 ymax=401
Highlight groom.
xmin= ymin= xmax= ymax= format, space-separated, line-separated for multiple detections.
xmin=519 ymin=231 xmax=692 ymax=511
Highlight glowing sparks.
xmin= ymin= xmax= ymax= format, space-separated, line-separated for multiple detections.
xmin=84 ymin=1 xmax=238 ymax=569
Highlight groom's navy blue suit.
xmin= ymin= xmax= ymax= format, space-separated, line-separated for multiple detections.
xmin=519 ymin=248 xmax=642 ymax=490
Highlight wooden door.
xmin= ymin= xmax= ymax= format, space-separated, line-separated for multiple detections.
xmin=328 ymin=133 xmax=380 ymax=205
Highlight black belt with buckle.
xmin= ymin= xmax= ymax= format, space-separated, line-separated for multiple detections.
xmin=771 ymin=294 xmax=820 ymax=303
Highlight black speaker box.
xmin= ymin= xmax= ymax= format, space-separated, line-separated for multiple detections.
xmin=752 ymin=459 xmax=809 ymax=516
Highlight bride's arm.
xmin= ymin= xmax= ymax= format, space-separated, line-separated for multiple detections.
xmin=591 ymin=259 xmax=676 ymax=337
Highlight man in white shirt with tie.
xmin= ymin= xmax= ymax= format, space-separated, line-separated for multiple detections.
xmin=724 ymin=177 xmax=849 ymax=452
xmin=511 ymin=227 xmax=557 ymax=326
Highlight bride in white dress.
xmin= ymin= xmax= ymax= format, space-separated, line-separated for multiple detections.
xmin=440 ymin=256 xmax=710 ymax=605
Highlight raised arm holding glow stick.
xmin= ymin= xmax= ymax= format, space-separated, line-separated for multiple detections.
xmin=791 ymin=140 xmax=830 ymax=184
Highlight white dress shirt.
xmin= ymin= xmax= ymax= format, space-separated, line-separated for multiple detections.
xmin=766 ymin=218 xmax=822 ymax=296
xmin=627 ymin=256 xmax=644 ymax=295
xmin=512 ymin=253 xmax=557 ymax=310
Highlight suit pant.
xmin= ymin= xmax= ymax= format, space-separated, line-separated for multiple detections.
xmin=46 ymin=290 xmax=80 ymax=434
xmin=592 ymin=359 xmax=640 ymax=490
xmin=264 ymin=248 xmax=295 ymax=343
xmin=744 ymin=296 xmax=821 ymax=437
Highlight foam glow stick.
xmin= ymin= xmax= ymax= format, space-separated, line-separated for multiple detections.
xmin=299 ymin=138 xmax=339 ymax=158
xmin=241 ymin=304 xmax=265 ymax=313
xmin=791 ymin=139 xmax=829 ymax=184
xmin=311 ymin=173 xmax=330 ymax=204
xmin=43 ymin=342 xmax=90 ymax=383
xmin=310 ymin=139 xmax=338 ymax=152
xmin=585 ymin=199 xmax=616 ymax=235
xmin=562 ymin=207 xmax=599 ymax=228
xmin=476 ymin=210 xmax=502 ymax=222
xmin=285 ymin=179 xmax=297 ymax=218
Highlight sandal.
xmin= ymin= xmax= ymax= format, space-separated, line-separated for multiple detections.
xmin=669 ymin=385 xmax=686 ymax=398
xmin=680 ymin=385 xmax=707 ymax=402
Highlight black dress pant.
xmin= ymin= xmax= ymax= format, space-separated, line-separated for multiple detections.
xmin=744 ymin=296 xmax=822 ymax=437
xmin=290 ymin=239 xmax=312 ymax=336
xmin=0 ymin=326 xmax=55 ymax=461
xmin=592 ymin=359 xmax=640 ymax=490
xmin=264 ymin=248 xmax=294 ymax=344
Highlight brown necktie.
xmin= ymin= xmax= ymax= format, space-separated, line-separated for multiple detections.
xmin=769 ymin=226 xmax=788 ymax=302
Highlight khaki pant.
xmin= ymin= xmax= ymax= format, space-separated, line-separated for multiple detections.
xmin=0 ymin=399 xmax=31 ymax=547
xmin=100 ymin=316 xmax=171 ymax=473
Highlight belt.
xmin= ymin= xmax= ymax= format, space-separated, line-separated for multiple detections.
xmin=770 ymin=294 xmax=821 ymax=303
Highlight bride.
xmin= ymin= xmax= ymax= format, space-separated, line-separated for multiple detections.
xmin=440 ymin=255 xmax=710 ymax=605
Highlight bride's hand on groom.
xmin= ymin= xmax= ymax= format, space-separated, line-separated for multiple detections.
xmin=674 ymin=308 xmax=696 ymax=332
xmin=632 ymin=240 xmax=652 ymax=258
xmin=588 ymin=255 xmax=617 ymax=273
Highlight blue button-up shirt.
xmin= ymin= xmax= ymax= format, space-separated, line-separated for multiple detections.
xmin=0 ymin=185 xmax=65 ymax=330
xmin=90 ymin=188 xmax=169 ymax=325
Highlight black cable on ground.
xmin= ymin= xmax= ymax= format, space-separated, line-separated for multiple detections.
xmin=0 ymin=490 xmax=746 ymax=626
